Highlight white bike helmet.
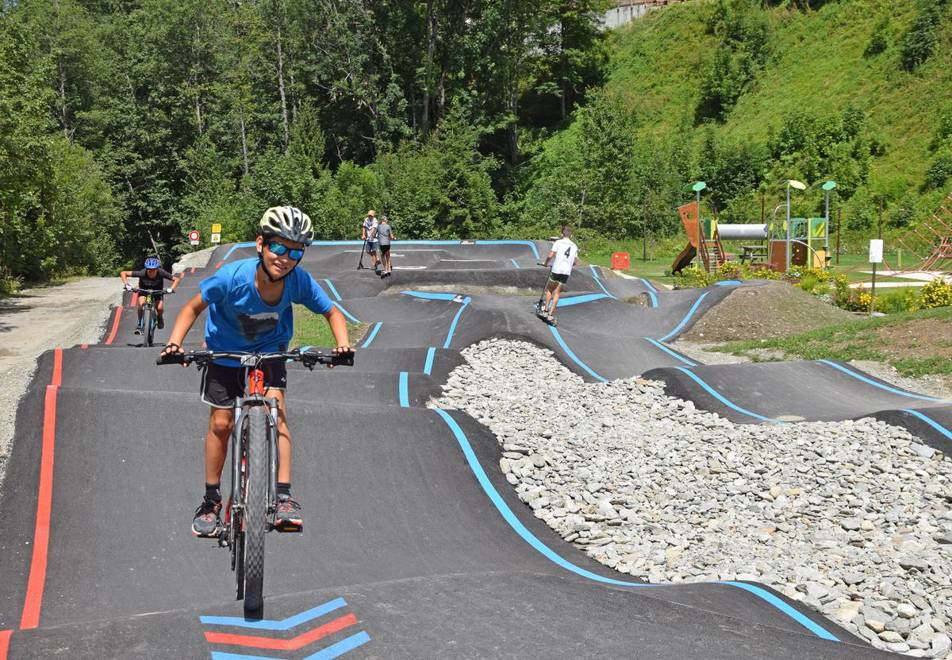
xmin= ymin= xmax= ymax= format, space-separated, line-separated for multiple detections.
xmin=258 ymin=206 xmax=313 ymax=245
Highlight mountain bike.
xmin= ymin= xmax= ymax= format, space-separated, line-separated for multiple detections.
xmin=129 ymin=288 xmax=173 ymax=348
xmin=157 ymin=348 xmax=354 ymax=614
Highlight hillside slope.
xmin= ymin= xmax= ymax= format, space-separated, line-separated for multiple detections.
xmin=522 ymin=0 xmax=952 ymax=239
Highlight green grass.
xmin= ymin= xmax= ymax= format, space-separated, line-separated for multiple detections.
xmin=291 ymin=305 xmax=364 ymax=349
xmin=709 ymin=305 xmax=952 ymax=377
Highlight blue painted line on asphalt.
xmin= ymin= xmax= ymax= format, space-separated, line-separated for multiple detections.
xmin=511 ymin=258 xmax=520 ymax=269
xmin=715 ymin=280 xmax=742 ymax=286
xmin=673 ymin=367 xmax=779 ymax=424
xmin=644 ymin=290 xmax=659 ymax=308
xmin=588 ymin=265 xmax=618 ymax=300
xmin=723 ymin=582 xmax=838 ymax=642
xmin=475 ymin=239 xmax=540 ymax=260
xmin=433 ymin=408 xmax=839 ymax=642
xmin=200 ymin=597 xmax=346 ymax=630
xmin=323 ymin=278 xmax=342 ymax=301
xmin=362 ymin=321 xmax=382 ymax=348
xmin=399 ymin=371 xmax=409 ymax=407
xmin=639 ymin=277 xmax=658 ymax=294
xmin=443 ymin=297 xmax=471 ymax=348
xmin=401 ymin=290 xmax=458 ymax=301
xmin=333 ymin=302 xmax=360 ymax=324
xmin=643 ymin=338 xmax=697 ymax=367
xmin=309 ymin=631 xmax=372 ymax=659
xmin=657 ymin=292 xmax=709 ymax=342
xmin=818 ymin=360 xmax=942 ymax=402
xmin=556 ymin=293 xmax=610 ymax=307
xmin=424 ymin=347 xmax=436 ymax=375
xmin=902 ymin=409 xmax=952 ymax=444
xmin=548 ymin=327 xmax=607 ymax=383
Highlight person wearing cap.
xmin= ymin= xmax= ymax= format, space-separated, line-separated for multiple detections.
xmin=361 ymin=210 xmax=379 ymax=271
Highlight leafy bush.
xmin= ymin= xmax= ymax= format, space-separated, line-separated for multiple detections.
xmin=674 ymin=265 xmax=716 ymax=288
xmin=900 ymin=0 xmax=947 ymax=72
xmin=874 ymin=288 xmax=920 ymax=314
xmin=925 ymin=147 xmax=952 ymax=189
xmin=697 ymin=0 xmax=770 ymax=122
xmin=920 ymin=278 xmax=952 ymax=308
xmin=864 ymin=17 xmax=889 ymax=58
xmin=675 ymin=260 xmax=780 ymax=288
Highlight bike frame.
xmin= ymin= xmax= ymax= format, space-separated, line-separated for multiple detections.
xmin=228 ymin=364 xmax=281 ymax=540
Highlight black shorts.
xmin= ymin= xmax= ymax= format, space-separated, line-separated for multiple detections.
xmin=200 ymin=361 xmax=288 ymax=409
xmin=379 ymin=244 xmax=391 ymax=254
xmin=549 ymin=272 xmax=569 ymax=285
xmin=365 ymin=240 xmax=378 ymax=253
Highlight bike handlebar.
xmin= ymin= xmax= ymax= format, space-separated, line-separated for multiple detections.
xmin=156 ymin=348 xmax=354 ymax=369
xmin=128 ymin=287 xmax=174 ymax=295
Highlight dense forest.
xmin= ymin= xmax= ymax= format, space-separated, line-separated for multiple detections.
xmin=1 ymin=0 xmax=951 ymax=285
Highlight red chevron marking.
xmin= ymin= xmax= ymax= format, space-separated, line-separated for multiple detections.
xmin=204 ymin=612 xmax=357 ymax=651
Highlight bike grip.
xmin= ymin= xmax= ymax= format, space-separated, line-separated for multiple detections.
xmin=332 ymin=352 xmax=355 ymax=367
xmin=156 ymin=352 xmax=185 ymax=365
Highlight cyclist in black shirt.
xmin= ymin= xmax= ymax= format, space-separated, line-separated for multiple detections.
xmin=120 ymin=257 xmax=180 ymax=333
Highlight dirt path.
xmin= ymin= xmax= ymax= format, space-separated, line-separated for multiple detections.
xmin=0 ymin=278 xmax=121 ymax=485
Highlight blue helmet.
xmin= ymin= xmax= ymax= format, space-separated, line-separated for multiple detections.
xmin=144 ymin=257 xmax=161 ymax=269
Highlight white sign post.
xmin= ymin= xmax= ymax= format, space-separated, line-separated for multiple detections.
xmin=869 ymin=239 xmax=883 ymax=316
xmin=188 ymin=229 xmax=201 ymax=247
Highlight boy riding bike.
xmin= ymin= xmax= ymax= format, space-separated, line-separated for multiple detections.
xmin=160 ymin=206 xmax=352 ymax=537
xmin=120 ymin=257 xmax=179 ymax=333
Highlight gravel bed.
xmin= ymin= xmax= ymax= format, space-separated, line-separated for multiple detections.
xmin=433 ymin=338 xmax=952 ymax=657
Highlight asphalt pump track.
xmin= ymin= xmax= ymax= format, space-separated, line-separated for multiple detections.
xmin=2 ymin=240 xmax=949 ymax=659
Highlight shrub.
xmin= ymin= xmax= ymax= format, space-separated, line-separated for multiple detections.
xmin=900 ymin=0 xmax=946 ymax=72
xmin=874 ymin=288 xmax=921 ymax=314
xmin=675 ymin=265 xmax=716 ymax=288
xmin=920 ymin=278 xmax=952 ymax=308
xmin=864 ymin=16 xmax=889 ymax=58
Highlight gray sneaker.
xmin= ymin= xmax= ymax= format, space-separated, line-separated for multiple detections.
xmin=273 ymin=495 xmax=303 ymax=532
xmin=192 ymin=498 xmax=223 ymax=537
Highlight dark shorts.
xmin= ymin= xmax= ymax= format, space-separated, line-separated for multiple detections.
xmin=365 ymin=240 xmax=378 ymax=253
xmin=379 ymin=244 xmax=391 ymax=254
xmin=200 ymin=361 xmax=288 ymax=409
xmin=549 ymin=272 xmax=569 ymax=285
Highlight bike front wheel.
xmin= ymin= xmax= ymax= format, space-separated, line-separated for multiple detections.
xmin=242 ymin=406 xmax=269 ymax=614
xmin=143 ymin=306 xmax=154 ymax=347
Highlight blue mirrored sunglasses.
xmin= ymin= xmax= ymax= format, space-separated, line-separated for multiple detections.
xmin=267 ymin=241 xmax=305 ymax=260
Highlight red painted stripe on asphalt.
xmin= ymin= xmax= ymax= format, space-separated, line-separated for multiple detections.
xmin=80 ymin=344 xmax=88 ymax=350
xmin=0 ymin=629 xmax=12 ymax=659
xmin=203 ymin=613 xmax=357 ymax=650
xmin=104 ymin=306 xmax=122 ymax=345
xmin=214 ymin=261 xmax=224 ymax=269
xmin=131 ymin=292 xmax=139 ymax=307
xmin=51 ymin=348 xmax=62 ymax=387
xmin=20 ymin=348 xmax=62 ymax=629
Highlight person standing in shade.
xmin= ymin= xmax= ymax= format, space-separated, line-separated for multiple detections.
xmin=376 ymin=215 xmax=396 ymax=277
xmin=538 ymin=225 xmax=579 ymax=325
xmin=360 ymin=210 xmax=379 ymax=271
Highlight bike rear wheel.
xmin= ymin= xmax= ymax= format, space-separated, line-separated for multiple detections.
xmin=143 ymin=306 xmax=154 ymax=347
xmin=242 ymin=406 xmax=269 ymax=614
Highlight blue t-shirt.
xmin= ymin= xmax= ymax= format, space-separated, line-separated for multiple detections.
xmin=199 ymin=258 xmax=333 ymax=366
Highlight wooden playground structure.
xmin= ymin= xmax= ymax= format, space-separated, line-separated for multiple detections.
xmin=891 ymin=191 xmax=952 ymax=273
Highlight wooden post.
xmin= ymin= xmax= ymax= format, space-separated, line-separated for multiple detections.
xmin=835 ymin=209 xmax=841 ymax=266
